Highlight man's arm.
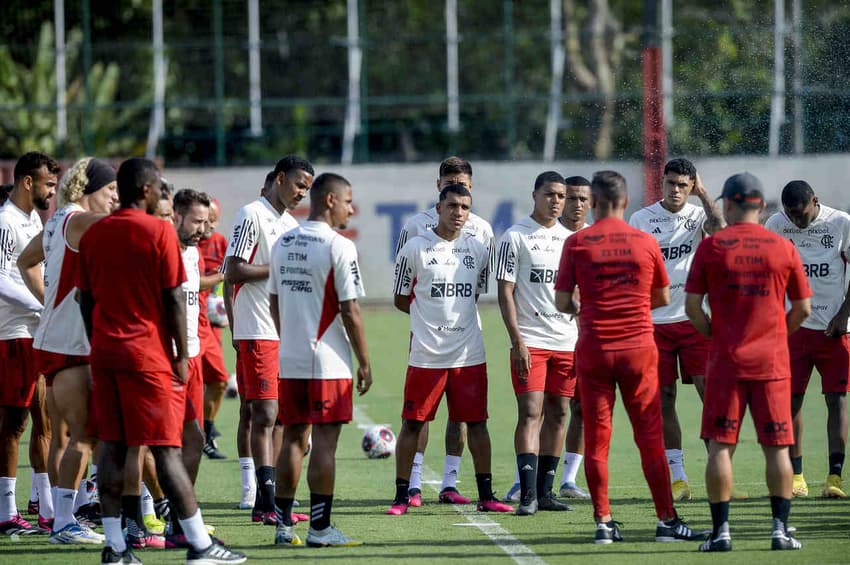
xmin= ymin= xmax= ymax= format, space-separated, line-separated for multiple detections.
xmin=340 ymin=299 xmax=372 ymax=395
xmin=685 ymin=292 xmax=711 ymax=337
xmin=498 ymin=279 xmax=531 ymax=379
xmin=692 ymin=173 xmax=726 ymax=235
xmin=269 ymin=293 xmax=280 ymax=335
xmin=162 ymin=285 xmax=189 ymax=383
xmin=223 ymin=256 xmax=269 ymax=284
xmin=222 ymin=280 xmax=237 ymax=350
xmin=787 ymin=297 xmax=811 ymax=335
xmin=555 ymin=288 xmax=579 ymax=315
xmin=826 ymin=292 xmax=850 ymax=338
xmin=394 ymin=294 xmax=410 ymax=314
xmin=16 ymin=231 xmax=45 ymax=305
xmin=200 ymin=272 xmax=224 ymax=291
xmin=650 ymin=285 xmax=671 ymax=310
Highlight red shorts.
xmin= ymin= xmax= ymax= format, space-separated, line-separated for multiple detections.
xmin=92 ymin=367 xmax=185 ymax=447
xmin=201 ymin=328 xmax=229 ymax=384
xmin=0 ymin=338 xmax=39 ymax=407
xmin=654 ymin=321 xmax=709 ymax=386
xmin=402 ymin=363 xmax=488 ymax=423
xmin=701 ymin=376 xmax=793 ymax=446
xmin=511 ymin=348 xmax=576 ymax=397
xmin=277 ymin=378 xmax=353 ymax=425
xmin=184 ymin=357 xmax=203 ymax=426
xmin=34 ymin=349 xmax=89 ymax=386
xmin=789 ymin=328 xmax=850 ymax=395
xmin=237 ymin=340 xmax=278 ymax=401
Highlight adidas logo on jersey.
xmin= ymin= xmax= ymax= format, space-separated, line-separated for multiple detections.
xmin=427 ymin=258 xmax=439 ymax=266
xmin=652 ymin=227 xmax=662 ymax=234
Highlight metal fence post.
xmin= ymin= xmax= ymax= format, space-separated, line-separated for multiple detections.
xmin=503 ymin=0 xmax=515 ymax=159
xmin=213 ymin=0 xmax=226 ymax=165
xmin=81 ymin=0 xmax=93 ymax=154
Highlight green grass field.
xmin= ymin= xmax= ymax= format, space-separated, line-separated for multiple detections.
xmin=2 ymin=305 xmax=848 ymax=564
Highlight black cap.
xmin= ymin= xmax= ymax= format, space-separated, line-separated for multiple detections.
xmin=720 ymin=172 xmax=764 ymax=204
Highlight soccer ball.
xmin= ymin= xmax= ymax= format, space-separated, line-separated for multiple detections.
xmin=361 ymin=425 xmax=396 ymax=459
xmin=207 ymin=293 xmax=228 ymax=327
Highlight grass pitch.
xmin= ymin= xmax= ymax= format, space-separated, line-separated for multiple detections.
xmin=2 ymin=305 xmax=848 ymax=563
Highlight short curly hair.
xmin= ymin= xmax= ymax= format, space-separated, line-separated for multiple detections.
xmin=59 ymin=157 xmax=94 ymax=206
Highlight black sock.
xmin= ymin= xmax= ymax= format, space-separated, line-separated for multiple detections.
xmin=203 ymin=419 xmax=213 ymax=440
xmin=537 ymin=455 xmax=559 ymax=498
xmin=171 ymin=508 xmax=184 ymax=535
xmin=394 ymin=478 xmax=410 ymax=504
xmin=274 ymin=496 xmax=294 ymax=527
xmin=475 ymin=473 xmax=493 ymax=502
xmin=829 ymin=452 xmax=845 ymax=477
xmin=516 ymin=453 xmax=537 ymax=500
xmin=790 ymin=455 xmax=803 ymax=475
xmin=709 ymin=500 xmax=729 ymax=537
xmin=310 ymin=493 xmax=333 ymax=531
xmin=256 ymin=466 xmax=275 ymax=512
xmin=770 ymin=496 xmax=791 ymax=526
xmin=153 ymin=497 xmax=171 ymax=523
xmin=121 ymin=495 xmax=142 ymax=531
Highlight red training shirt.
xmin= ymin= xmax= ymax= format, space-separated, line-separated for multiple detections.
xmin=197 ymin=231 xmax=227 ymax=336
xmin=684 ymin=222 xmax=811 ymax=381
xmin=78 ymin=208 xmax=187 ymax=373
xmin=555 ymin=217 xmax=669 ymax=351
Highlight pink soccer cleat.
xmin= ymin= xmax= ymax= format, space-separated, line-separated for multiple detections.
xmin=477 ymin=499 xmax=513 ymax=513
xmin=385 ymin=502 xmax=409 ymax=516
xmin=438 ymin=488 xmax=471 ymax=505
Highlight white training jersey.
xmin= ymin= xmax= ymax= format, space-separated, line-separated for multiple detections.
xmin=765 ymin=204 xmax=850 ymax=331
xmin=223 ymin=197 xmax=298 ymax=340
xmin=393 ymin=229 xmax=489 ymax=369
xmin=496 ymin=217 xmax=581 ymax=351
xmin=182 ymin=246 xmax=201 ymax=358
xmin=629 ymin=201 xmax=706 ymax=324
xmin=396 ymin=205 xmax=495 ymax=292
xmin=267 ymin=221 xmax=365 ymax=380
xmin=33 ymin=203 xmax=89 ymax=355
xmin=0 ymin=201 xmax=43 ymax=339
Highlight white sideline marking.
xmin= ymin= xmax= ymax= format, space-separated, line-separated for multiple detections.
xmin=354 ymin=405 xmax=546 ymax=565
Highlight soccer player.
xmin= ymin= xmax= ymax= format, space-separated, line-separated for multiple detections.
xmin=223 ymin=156 xmax=314 ymax=521
xmin=198 ymin=198 xmax=229 ymax=460
xmin=387 ymin=184 xmax=512 ymax=516
xmin=0 ymin=151 xmax=58 ymax=535
xmin=395 ymin=156 xmax=494 ymax=506
xmin=764 ymin=180 xmax=850 ymax=498
xmin=554 ymin=170 xmax=704 ymax=544
xmin=269 ymin=173 xmax=372 ymax=547
xmin=629 ymin=158 xmax=725 ymax=501
xmin=496 ymin=171 xmax=574 ymax=515
xmin=686 ymin=173 xmax=811 ymax=552
xmin=78 ymin=157 xmax=245 ymax=564
xmin=16 ymin=157 xmax=117 ymax=544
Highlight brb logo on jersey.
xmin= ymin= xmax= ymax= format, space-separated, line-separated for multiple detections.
xmin=660 ymin=243 xmax=692 ymax=261
xmin=430 ymin=282 xmax=473 ymax=298
xmin=530 ymin=268 xmax=558 ymax=284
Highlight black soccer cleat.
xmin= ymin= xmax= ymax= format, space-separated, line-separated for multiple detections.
xmin=101 ymin=545 xmax=142 ymax=564
xmin=186 ymin=541 xmax=247 ymax=564
xmin=594 ymin=520 xmax=623 ymax=544
xmin=656 ymin=512 xmax=709 ymax=542
xmin=698 ymin=523 xmax=732 ymax=552
xmin=771 ymin=519 xmax=802 ymax=550
xmin=537 ymin=491 xmax=572 ymax=512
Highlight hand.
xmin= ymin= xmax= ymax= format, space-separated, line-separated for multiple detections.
xmin=174 ymin=357 xmax=189 ymax=384
xmin=825 ymin=310 xmax=849 ymax=338
xmin=692 ymin=172 xmax=708 ymax=199
xmin=510 ymin=343 xmax=531 ymax=382
xmin=356 ymin=365 xmax=372 ymax=396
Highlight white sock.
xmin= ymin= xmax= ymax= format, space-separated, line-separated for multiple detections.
xmin=73 ymin=479 xmax=87 ymax=512
xmin=103 ymin=516 xmax=127 ymax=552
xmin=666 ymin=449 xmax=688 ymax=482
xmin=34 ymin=473 xmax=54 ymax=519
xmin=29 ymin=468 xmax=37 ymax=502
xmin=141 ymin=483 xmax=155 ymax=517
xmin=562 ymin=452 xmax=583 ymax=485
xmin=53 ymin=487 xmax=77 ymax=531
xmin=179 ymin=509 xmax=213 ymax=551
xmin=239 ymin=457 xmax=256 ymax=495
xmin=409 ymin=452 xmax=424 ymax=491
xmin=90 ymin=464 xmax=97 ymax=479
xmin=514 ymin=465 xmax=520 ymax=484
xmin=0 ymin=477 xmax=17 ymax=521
xmin=441 ymin=455 xmax=462 ymax=490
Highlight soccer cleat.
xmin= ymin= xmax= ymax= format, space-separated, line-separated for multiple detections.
xmin=49 ymin=521 xmax=105 ymax=544
xmin=203 ymin=439 xmax=228 ymax=460
xmin=76 ymin=502 xmax=103 ymax=526
xmin=771 ymin=519 xmax=802 ymax=550
xmin=791 ymin=473 xmax=809 ymax=497
xmin=385 ymin=502 xmax=409 ymax=515
xmin=275 ymin=524 xmax=303 ymax=545
xmin=0 ymin=514 xmax=39 ymax=535
xmin=538 ymin=491 xmax=572 ymax=511
xmin=655 ymin=513 xmax=708 ymax=542
xmin=503 ymin=482 xmax=521 ymax=502
xmin=128 ymin=531 xmax=166 ymax=549
xmin=699 ymin=524 xmax=732 ymax=552
xmin=408 ymin=493 xmax=422 ymax=507
xmin=438 ymin=488 xmax=471 ymax=505
xmin=671 ymin=479 xmax=691 ymax=502
xmin=477 ymin=498 xmax=513 ymax=513
xmin=559 ymin=481 xmax=590 ymax=499
xmin=823 ymin=474 xmax=847 ymax=498
xmin=595 ymin=520 xmax=623 ymax=544
xmin=165 ymin=532 xmax=190 ymax=549
xmin=27 ymin=499 xmax=39 ymax=515
xmin=186 ymin=541 xmax=247 ymax=564
xmin=291 ymin=512 xmax=309 ymax=524
xmin=143 ymin=514 xmax=166 ymax=535
xmin=238 ymin=488 xmax=256 ymax=510
xmin=515 ymin=493 xmax=537 ymax=516
xmin=306 ymin=525 xmax=363 ymax=547
xmin=37 ymin=515 xmax=54 ymax=533
xmin=100 ymin=545 xmax=142 ymax=564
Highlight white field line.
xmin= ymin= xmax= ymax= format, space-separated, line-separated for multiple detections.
xmin=354 ymin=405 xmax=546 ymax=565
